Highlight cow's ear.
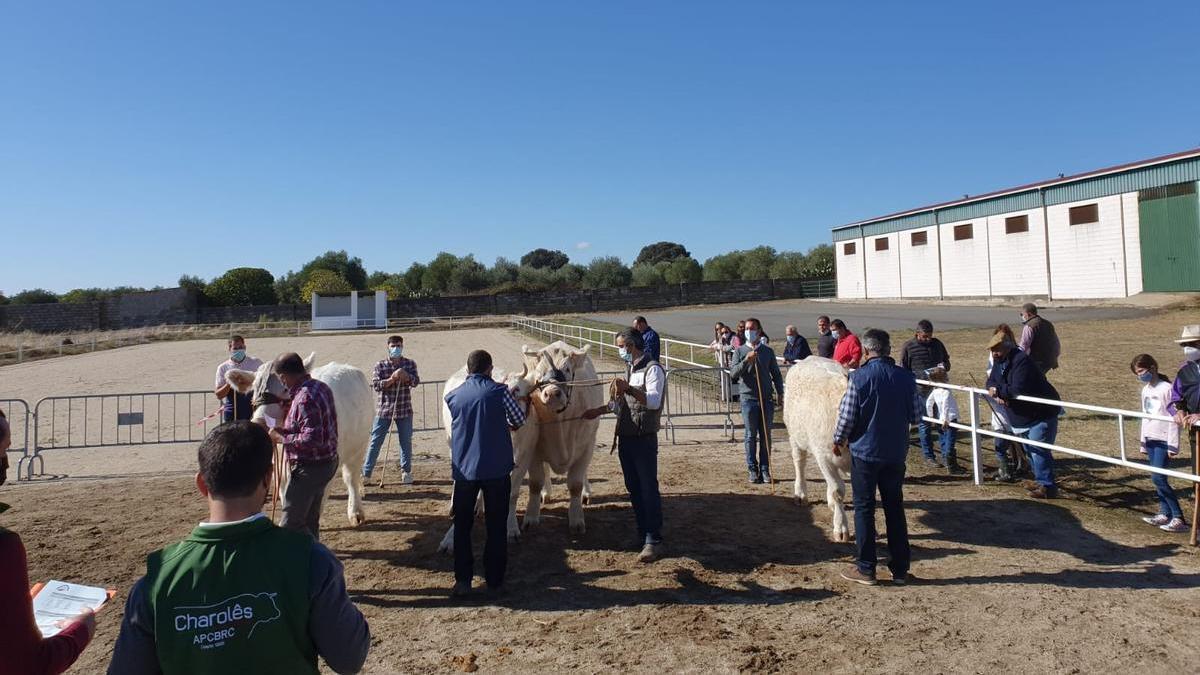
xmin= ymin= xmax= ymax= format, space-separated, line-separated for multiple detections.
xmin=572 ymin=344 xmax=591 ymax=356
xmin=303 ymin=352 xmax=317 ymax=371
xmin=226 ymin=369 xmax=256 ymax=393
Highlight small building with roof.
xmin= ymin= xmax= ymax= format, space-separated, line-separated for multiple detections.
xmin=831 ymin=148 xmax=1200 ymax=299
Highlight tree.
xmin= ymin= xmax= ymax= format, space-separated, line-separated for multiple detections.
xmin=9 ymin=289 xmax=59 ymax=304
xmin=273 ymin=270 xmax=302 ymax=304
xmin=769 ymin=251 xmax=807 ymax=279
xmin=60 ymin=288 xmax=105 ymax=303
xmin=421 ymin=252 xmax=459 ymax=294
xmin=449 ymin=255 xmax=490 ymax=294
xmin=802 ymin=244 xmax=835 ymax=277
xmin=0 ymin=291 xmax=7 ymax=305
xmin=205 ymin=267 xmax=277 ymax=306
xmin=489 ymin=257 xmax=520 ymax=287
xmin=740 ymin=246 xmax=777 ymax=280
xmin=403 ymin=263 xmax=427 ymax=294
xmin=178 ymin=274 xmax=208 ymax=303
xmin=663 ymin=257 xmax=702 ymax=284
xmin=367 ymin=271 xmax=410 ymax=299
xmin=520 ymin=248 xmax=569 ymax=270
xmin=298 ymin=250 xmax=368 ymax=291
xmin=582 ymin=256 xmax=632 ymax=289
xmin=702 ymin=252 xmax=745 ymax=281
xmin=554 ymin=263 xmax=586 ymax=289
xmin=300 ymin=269 xmax=353 ymax=300
xmin=630 ymin=263 xmax=667 ymax=287
xmin=634 ymin=241 xmax=690 ymax=267
xmin=516 ymin=265 xmax=557 ymax=292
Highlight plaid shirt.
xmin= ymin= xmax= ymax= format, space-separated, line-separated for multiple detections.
xmin=500 ymin=387 xmax=527 ymax=429
xmin=833 ymin=359 xmax=923 ymax=447
xmin=280 ymin=377 xmax=339 ymax=462
xmin=371 ymin=357 xmax=420 ymax=419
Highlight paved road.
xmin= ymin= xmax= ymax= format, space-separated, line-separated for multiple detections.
xmin=591 ymin=300 xmax=1151 ymax=344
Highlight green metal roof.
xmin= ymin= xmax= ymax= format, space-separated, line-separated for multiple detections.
xmin=833 ymin=149 xmax=1200 ymax=240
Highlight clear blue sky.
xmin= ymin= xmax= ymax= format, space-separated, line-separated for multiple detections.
xmin=4 ymin=1 xmax=1200 ymax=293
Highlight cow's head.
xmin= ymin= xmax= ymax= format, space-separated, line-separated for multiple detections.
xmin=521 ymin=343 xmax=590 ymax=414
xmin=226 ymin=352 xmax=316 ymax=423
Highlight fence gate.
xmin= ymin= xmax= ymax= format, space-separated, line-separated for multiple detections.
xmin=2 ymin=399 xmax=32 ymax=480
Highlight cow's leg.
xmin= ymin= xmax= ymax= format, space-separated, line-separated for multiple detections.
xmin=815 ymin=453 xmax=849 ymax=542
xmin=507 ymin=463 xmax=528 ymax=543
xmin=523 ymin=460 xmax=546 ymax=530
xmin=342 ymin=461 xmax=366 ymax=527
xmin=582 ymin=479 xmax=592 ymax=506
xmin=438 ymin=523 xmax=456 ymax=554
xmin=792 ymin=437 xmax=808 ymax=506
xmin=566 ymin=461 xmax=587 ymax=534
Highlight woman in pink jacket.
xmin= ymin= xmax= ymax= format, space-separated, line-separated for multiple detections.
xmin=1130 ymin=354 xmax=1188 ymax=533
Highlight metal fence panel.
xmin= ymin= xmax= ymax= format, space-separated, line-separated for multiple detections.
xmin=2 ymin=399 xmax=32 ymax=479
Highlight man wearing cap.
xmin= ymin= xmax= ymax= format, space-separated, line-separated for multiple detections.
xmin=1169 ymin=325 xmax=1200 ymax=458
xmin=1017 ymin=303 xmax=1061 ymax=375
xmin=986 ymin=331 xmax=1062 ymax=498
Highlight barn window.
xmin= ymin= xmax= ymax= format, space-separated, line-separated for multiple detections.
xmin=1068 ymin=204 xmax=1099 ymax=225
xmin=874 ymin=237 xmax=889 ymax=251
xmin=1005 ymin=215 xmax=1029 ymax=234
xmin=910 ymin=231 xmax=928 ymax=246
xmin=953 ymin=223 xmax=973 ymax=241
xmin=843 ymin=242 xmax=856 ymax=255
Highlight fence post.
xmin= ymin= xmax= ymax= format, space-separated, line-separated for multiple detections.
xmin=17 ymin=345 xmax=22 ymax=363
xmin=91 ymin=336 xmax=96 ymax=352
xmin=969 ymin=390 xmax=982 ymax=486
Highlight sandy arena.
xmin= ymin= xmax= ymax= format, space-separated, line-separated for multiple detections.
xmin=2 ymin=325 xmax=1199 ymax=673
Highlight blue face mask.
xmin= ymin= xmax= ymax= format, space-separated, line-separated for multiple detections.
xmin=389 ymin=346 xmax=403 ymax=358
xmin=786 ymin=335 xmax=796 ymax=344
xmin=619 ymin=347 xmax=633 ymax=363
xmin=745 ymin=330 xmax=758 ymax=343
xmin=231 ymin=349 xmax=246 ymax=362
xmin=1137 ymin=371 xmax=1155 ymax=383
xmin=831 ymin=330 xmax=841 ymax=339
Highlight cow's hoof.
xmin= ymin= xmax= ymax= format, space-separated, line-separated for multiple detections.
xmin=569 ymin=521 xmax=586 ymax=535
xmin=834 ymin=531 xmax=850 ymax=543
xmin=522 ymin=516 xmax=540 ymax=531
xmin=348 ymin=512 xmax=366 ymax=527
xmin=793 ymin=495 xmax=807 ymax=506
xmin=507 ymin=529 xmax=521 ymax=543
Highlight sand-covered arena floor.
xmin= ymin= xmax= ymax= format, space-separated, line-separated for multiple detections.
xmin=2 ymin=325 xmax=1199 ymax=673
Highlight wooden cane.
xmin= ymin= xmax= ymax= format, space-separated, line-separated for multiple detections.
xmin=1191 ymin=428 xmax=1198 ymax=547
xmin=749 ymin=353 xmax=774 ymax=494
xmin=270 ymin=440 xmax=283 ymax=523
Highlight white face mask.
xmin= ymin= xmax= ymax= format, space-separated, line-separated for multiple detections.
xmin=1185 ymin=346 xmax=1200 ymax=362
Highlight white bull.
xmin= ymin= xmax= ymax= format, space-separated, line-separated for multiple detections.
xmin=782 ymin=356 xmax=853 ymax=542
xmin=226 ymin=353 xmax=372 ymax=527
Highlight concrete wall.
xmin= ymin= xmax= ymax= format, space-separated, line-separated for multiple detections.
xmin=864 ymin=232 xmax=902 ymax=298
xmin=1121 ymin=193 xmax=1143 ymax=295
xmin=1046 ymin=193 xmax=1131 ymax=299
xmin=835 ymin=237 xmax=866 ymax=298
xmin=938 ymin=217 xmax=992 ymax=296
xmin=897 ymin=226 xmax=941 ymax=297
xmin=985 ymin=208 xmax=1050 ymax=297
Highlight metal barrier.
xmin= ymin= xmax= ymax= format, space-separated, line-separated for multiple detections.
xmin=2 ymin=399 xmax=32 ymax=480
xmin=510 ymin=316 xmax=717 ymax=369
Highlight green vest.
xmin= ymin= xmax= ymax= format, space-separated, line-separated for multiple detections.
xmin=146 ymin=517 xmax=316 ymax=675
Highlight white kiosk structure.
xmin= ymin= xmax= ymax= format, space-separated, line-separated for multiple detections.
xmin=311 ymin=290 xmax=387 ymax=330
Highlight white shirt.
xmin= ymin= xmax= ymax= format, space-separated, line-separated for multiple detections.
xmin=198 ymin=512 xmax=267 ymax=528
xmin=925 ymin=388 xmax=959 ymax=423
xmin=215 ymin=355 xmax=264 ymax=390
xmin=1140 ymin=379 xmax=1180 ymax=452
xmin=610 ymin=360 xmax=666 ymax=412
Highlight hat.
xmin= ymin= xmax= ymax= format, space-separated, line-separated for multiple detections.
xmin=1175 ymin=324 xmax=1200 ymax=344
xmin=985 ymin=332 xmax=1010 ymax=350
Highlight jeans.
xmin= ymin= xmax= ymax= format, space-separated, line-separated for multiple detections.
xmin=280 ymin=457 xmax=339 ymax=542
xmin=1017 ymin=417 xmax=1058 ymax=488
xmin=994 ymin=436 xmax=1010 ymax=464
xmin=1145 ymin=440 xmax=1184 ymax=519
xmin=851 ymin=457 xmax=910 ymax=577
xmin=938 ymin=424 xmax=958 ymax=465
xmin=618 ymin=434 xmax=664 ymax=545
xmin=452 ymin=476 xmax=511 ymax=588
xmin=916 ymin=390 xmax=935 ymax=460
xmin=362 ymin=415 xmax=414 ymax=477
xmin=740 ymin=398 xmax=775 ymax=471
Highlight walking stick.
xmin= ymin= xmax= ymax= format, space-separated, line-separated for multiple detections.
xmin=270 ymin=438 xmax=283 ymax=523
xmin=377 ymin=369 xmax=404 ymax=488
xmin=749 ymin=352 xmax=774 ymax=494
xmin=1191 ymin=427 xmax=1198 ymax=547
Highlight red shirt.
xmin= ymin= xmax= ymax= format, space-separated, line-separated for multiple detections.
xmin=833 ymin=332 xmax=863 ymax=368
xmin=279 ymin=377 xmax=339 ymax=463
xmin=0 ymin=528 xmax=92 ymax=675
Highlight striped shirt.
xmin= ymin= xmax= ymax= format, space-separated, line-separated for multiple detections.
xmin=371 ymin=357 xmax=421 ymax=419
xmin=279 ymin=378 xmax=339 ymax=462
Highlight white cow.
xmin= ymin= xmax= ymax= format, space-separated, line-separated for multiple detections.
xmin=226 ymin=353 xmax=373 ymax=527
xmin=783 ymin=356 xmax=852 ymax=542
xmin=437 ymin=341 xmax=603 ymax=554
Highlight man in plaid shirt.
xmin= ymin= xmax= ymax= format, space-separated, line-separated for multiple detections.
xmin=361 ymin=335 xmax=421 ymax=484
xmin=831 ymin=329 xmax=922 ymax=587
xmin=268 ymin=352 xmax=339 ymax=541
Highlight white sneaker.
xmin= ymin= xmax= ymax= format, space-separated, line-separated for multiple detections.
xmin=401 ymin=471 xmax=414 ymax=485
xmin=1142 ymin=514 xmax=1170 ymax=526
xmin=1160 ymin=518 xmax=1188 ymax=533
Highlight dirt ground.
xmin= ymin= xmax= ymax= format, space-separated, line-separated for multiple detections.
xmin=3 ymin=320 xmax=1200 ymax=673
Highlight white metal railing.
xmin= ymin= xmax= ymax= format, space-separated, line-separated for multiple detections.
xmin=509 ymin=315 xmax=716 ymax=368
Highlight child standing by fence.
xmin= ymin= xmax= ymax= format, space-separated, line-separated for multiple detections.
xmin=1131 ymin=354 xmax=1188 ymax=533
xmin=924 ymin=367 xmax=964 ymax=475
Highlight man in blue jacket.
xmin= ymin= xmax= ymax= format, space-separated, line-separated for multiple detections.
xmin=985 ymin=332 xmax=1062 ymax=498
xmin=832 ymin=329 xmax=922 ymax=586
xmin=633 ymin=316 xmax=661 ymax=364
xmin=444 ymin=350 xmax=526 ymax=598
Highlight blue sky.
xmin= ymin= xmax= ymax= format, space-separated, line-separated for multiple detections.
xmin=4 ymin=1 xmax=1200 ymax=293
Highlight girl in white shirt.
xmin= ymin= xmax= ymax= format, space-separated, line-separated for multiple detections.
xmin=1131 ymin=354 xmax=1187 ymax=533
xmin=924 ymin=367 xmax=964 ymax=474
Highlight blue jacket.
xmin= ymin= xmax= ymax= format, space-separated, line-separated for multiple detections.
xmin=641 ymin=327 xmax=661 ymax=364
xmin=445 ymin=375 xmax=516 ymax=481
xmin=985 ymin=348 xmax=1060 ymax=428
xmin=783 ymin=336 xmax=812 ymax=363
xmin=843 ymin=357 xmax=920 ymax=464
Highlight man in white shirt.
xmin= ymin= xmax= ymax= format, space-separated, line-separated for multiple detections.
xmin=583 ymin=328 xmax=666 ymax=563
xmin=214 ymin=336 xmax=264 ymax=422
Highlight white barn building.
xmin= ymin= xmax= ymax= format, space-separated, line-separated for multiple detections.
xmin=833 ymin=148 xmax=1200 ymax=300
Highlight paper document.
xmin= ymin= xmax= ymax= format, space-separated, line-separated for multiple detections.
xmin=32 ymin=580 xmax=110 ymax=637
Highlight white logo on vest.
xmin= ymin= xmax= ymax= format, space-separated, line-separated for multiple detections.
xmin=173 ymin=592 xmax=282 ymax=649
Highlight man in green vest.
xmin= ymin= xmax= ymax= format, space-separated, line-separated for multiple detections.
xmin=107 ymin=422 xmax=370 ymax=674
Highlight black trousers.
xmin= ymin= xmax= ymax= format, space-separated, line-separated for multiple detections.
xmin=452 ymin=475 xmax=511 ymax=588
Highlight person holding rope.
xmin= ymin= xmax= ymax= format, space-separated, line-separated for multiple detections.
xmin=1167 ymin=325 xmax=1200 ymax=542
xmin=108 ymin=422 xmax=370 ymax=674
xmin=213 ymin=335 xmax=262 ymax=423
xmin=986 ymin=332 xmax=1062 ymax=499
xmin=729 ymin=318 xmax=784 ymax=485
xmin=361 ymin=335 xmax=420 ymax=485
xmin=583 ymin=328 xmax=666 ymax=563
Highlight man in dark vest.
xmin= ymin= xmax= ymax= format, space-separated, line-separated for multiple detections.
xmin=583 ymin=328 xmax=667 ymax=563
xmin=1170 ymin=325 xmax=1200 ymax=457
xmin=899 ymin=319 xmax=954 ymax=470
xmin=1018 ymin=303 xmax=1061 ymax=375
xmin=107 ymin=422 xmax=370 ymax=674
xmin=444 ymin=350 xmax=526 ymax=598
xmin=832 ymin=329 xmax=922 ymax=586
xmin=816 ymin=315 xmax=836 ymax=359
xmin=987 ymin=331 xmax=1063 ymax=499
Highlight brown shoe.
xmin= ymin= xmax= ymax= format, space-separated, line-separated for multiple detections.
xmin=892 ymin=571 xmax=916 ymax=586
xmin=839 ymin=567 xmax=878 ymax=586
xmin=1020 ymin=479 xmax=1040 ymax=490
xmin=1027 ymin=485 xmax=1058 ymax=499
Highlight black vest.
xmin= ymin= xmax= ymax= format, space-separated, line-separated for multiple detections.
xmin=1177 ymin=361 xmax=1200 ymax=414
